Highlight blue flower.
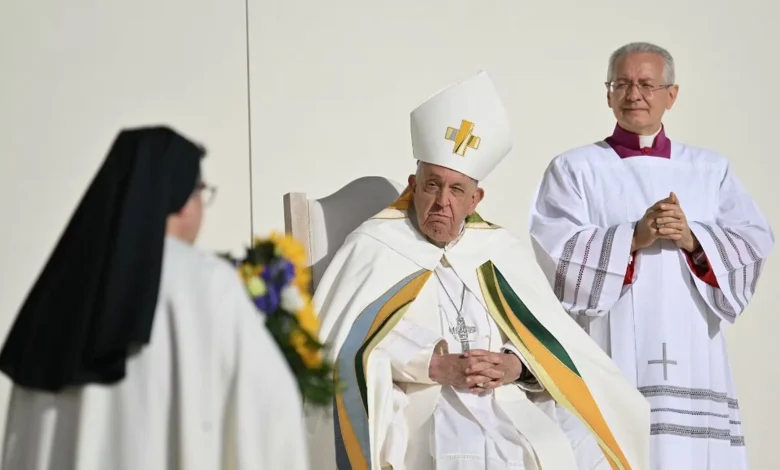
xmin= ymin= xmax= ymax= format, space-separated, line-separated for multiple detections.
xmin=255 ymin=287 xmax=280 ymax=314
xmin=255 ymin=259 xmax=296 ymax=314
xmin=267 ymin=259 xmax=295 ymax=284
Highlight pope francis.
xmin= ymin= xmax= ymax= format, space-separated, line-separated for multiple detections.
xmin=306 ymin=71 xmax=651 ymax=470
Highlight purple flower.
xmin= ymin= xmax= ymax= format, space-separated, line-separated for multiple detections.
xmin=262 ymin=259 xmax=295 ymax=286
xmin=254 ymin=288 xmax=280 ymax=314
xmin=254 ymin=259 xmax=295 ymax=315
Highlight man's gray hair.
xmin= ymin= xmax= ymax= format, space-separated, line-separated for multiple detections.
xmin=607 ymin=42 xmax=675 ymax=85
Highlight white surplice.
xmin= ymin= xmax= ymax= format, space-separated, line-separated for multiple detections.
xmin=529 ymin=138 xmax=774 ymax=470
xmin=2 ymin=236 xmax=310 ymax=470
xmin=306 ymin=203 xmax=651 ymax=470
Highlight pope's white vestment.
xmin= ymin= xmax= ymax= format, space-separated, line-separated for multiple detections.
xmin=529 ymin=138 xmax=774 ymax=470
xmin=306 ymin=195 xmax=651 ymax=470
xmin=2 ymin=236 xmax=309 ymax=470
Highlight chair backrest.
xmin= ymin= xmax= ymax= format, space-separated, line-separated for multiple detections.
xmin=283 ymin=176 xmax=406 ymax=291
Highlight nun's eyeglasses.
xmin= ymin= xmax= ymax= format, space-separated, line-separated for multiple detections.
xmin=196 ymin=182 xmax=217 ymax=206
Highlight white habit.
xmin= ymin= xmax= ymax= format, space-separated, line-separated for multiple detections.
xmin=305 ymin=204 xmax=651 ymax=470
xmin=2 ymin=236 xmax=310 ymax=470
xmin=529 ymin=136 xmax=774 ymax=470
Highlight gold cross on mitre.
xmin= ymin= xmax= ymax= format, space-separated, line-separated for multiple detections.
xmin=445 ymin=119 xmax=481 ymax=156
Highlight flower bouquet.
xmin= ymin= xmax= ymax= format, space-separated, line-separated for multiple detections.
xmin=222 ymin=232 xmax=337 ymax=407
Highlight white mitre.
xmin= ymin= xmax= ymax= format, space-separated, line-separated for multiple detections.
xmin=410 ymin=70 xmax=512 ymax=181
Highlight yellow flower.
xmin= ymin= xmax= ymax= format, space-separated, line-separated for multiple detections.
xmin=239 ymin=264 xmax=254 ymax=279
xmin=293 ymin=272 xmax=312 ymax=296
xmin=246 ymin=276 xmax=267 ymax=297
xmin=295 ymin=303 xmax=319 ymax=336
xmin=250 ymin=232 xmax=323 ymax=369
xmin=265 ymin=232 xmax=312 ymax=294
xmin=290 ymin=330 xmax=322 ymax=368
xmin=269 ymin=232 xmax=307 ymax=267
xmin=238 ymin=263 xmax=263 ymax=281
xmin=289 ymin=301 xmax=322 ymax=368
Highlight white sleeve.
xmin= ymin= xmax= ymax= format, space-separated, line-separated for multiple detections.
xmin=529 ymin=158 xmax=634 ymax=317
xmin=222 ymin=279 xmax=310 ymax=470
xmin=376 ymin=319 xmax=444 ymax=384
xmin=688 ymin=162 xmax=775 ymax=323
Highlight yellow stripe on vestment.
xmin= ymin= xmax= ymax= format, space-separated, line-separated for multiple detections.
xmin=387 ymin=187 xmax=412 ymax=211
xmin=334 ymin=269 xmax=432 ymax=469
xmin=335 ymin=392 xmax=367 ymax=470
xmin=478 ymin=264 xmax=629 ymax=470
xmin=365 ymin=273 xmax=429 ymax=339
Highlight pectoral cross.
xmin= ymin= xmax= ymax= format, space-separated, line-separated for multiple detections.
xmin=450 ymin=315 xmax=478 ymax=352
xmin=648 ymin=342 xmax=677 ymax=380
xmin=445 ymin=119 xmax=481 ymax=156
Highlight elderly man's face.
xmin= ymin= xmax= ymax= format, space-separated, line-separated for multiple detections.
xmin=607 ymin=52 xmax=679 ymax=135
xmin=409 ymin=163 xmax=484 ymax=245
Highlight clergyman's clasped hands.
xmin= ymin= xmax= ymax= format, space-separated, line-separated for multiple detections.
xmin=632 ymin=191 xmax=699 ymax=253
xmin=429 ymin=343 xmax=523 ymax=395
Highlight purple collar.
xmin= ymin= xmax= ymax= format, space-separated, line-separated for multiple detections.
xmin=605 ymin=124 xmax=671 ymax=159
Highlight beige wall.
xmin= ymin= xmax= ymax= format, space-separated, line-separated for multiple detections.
xmin=0 ymin=0 xmax=252 ymax=454
xmin=1 ymin=0 xmax=778 ymax=466
xmin=248 ymin=0 xmax=779 ymax=467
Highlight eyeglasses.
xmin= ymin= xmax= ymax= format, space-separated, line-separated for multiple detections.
xmin=196 ymin=181 xmax=217 ymax=206
xmin=605 ymin=81 xmax=672 ymax=99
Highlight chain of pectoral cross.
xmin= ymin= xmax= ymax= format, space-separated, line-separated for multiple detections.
xmin=434 ymin=270 xmax=478 ymax=352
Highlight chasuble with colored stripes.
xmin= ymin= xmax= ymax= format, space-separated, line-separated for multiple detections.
xmin=307 ymin=191 xmax=650 ymax=470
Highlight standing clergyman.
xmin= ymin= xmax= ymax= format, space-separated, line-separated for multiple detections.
xmin=529 ymin=42 xmax=774 ymax=470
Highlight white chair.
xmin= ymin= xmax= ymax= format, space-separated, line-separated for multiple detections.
xmin=283 ymin=176 xmax=406 ymax=291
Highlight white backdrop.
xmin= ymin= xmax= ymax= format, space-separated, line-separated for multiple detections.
xmin=248 ymin=1 xmax=779 ymax=467
xmin=0 ymin=0 xmax=253 ymax=458
xmin=1 ymin=0 xmax=778 ymax=467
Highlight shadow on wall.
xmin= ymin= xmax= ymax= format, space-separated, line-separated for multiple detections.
xmin=309 ymin=176 xmax=405 ymax=290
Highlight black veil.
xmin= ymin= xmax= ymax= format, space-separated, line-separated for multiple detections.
xmin=0 ymin=126 xmax=204 ymax=392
